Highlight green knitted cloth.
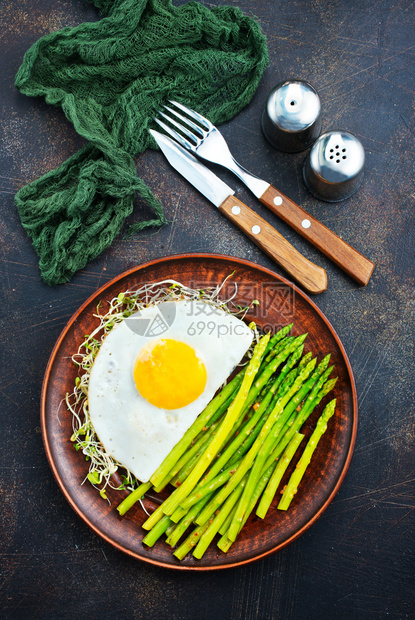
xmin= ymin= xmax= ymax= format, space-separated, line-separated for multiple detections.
xmin=15 ymin=0 xmax=268 ymax=285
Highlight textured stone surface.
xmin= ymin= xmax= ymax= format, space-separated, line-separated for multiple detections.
xmin=0 ymin=1 xmax=414 ymax=618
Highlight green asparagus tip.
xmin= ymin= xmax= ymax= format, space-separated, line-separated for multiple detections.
xmin=278 ymin=398 xmax=337 ymax=511
xmin=305 ymin=357 xmax=317 ymax=373
xmin=325 ymin=377 xmax=338 ymax=390
xmin=318 ymin=354 xmax=331 ymax=371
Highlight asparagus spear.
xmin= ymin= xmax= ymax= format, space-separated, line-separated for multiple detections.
xmin=150 ymin=368 xmax=246 ymax=488
xmin=246 ymin=334 xmax=308 ymax=409
xmin=120 ymin=388 xmax=239 ymax=516
xmin=141 ymin=498 xmax=167 ymax=530
xmin=178 ymin=458 xmax=244 ymax=510
xmin=227 ymin=356 xmax=329 ymax=541
xmin=183 ymin=345 xmax=305 ymax=502
xmin=136 ymin=326 xmax=337 ymax=559
xmin=142 ymin=514 xmax=172 ymax=547
xmin=270 ymin=375 xmax=337 ymax=462
xmin=170 ymin=347 xmax=310 ymax=505
xmin=278 ymin=399 xmax=337 ymax=511
xmin=168 ymin=423 xmax=220 ymax=488
xmin=173 ymin=471 xmax=250 ymax=559
xmin=117 ymin=481 xmax=152 ymax=516
xmin=224 ymin=364 xmax=300 ymax=469
xmin=165 ymin=521 xmax=177 ymax=539
xmin=211 ymin=432 xmax=305 ymax=556
xmin=194 ymin=381 xmax=334 ymax=552
xmin=166 ymin=492 xmax=214 ymax=548
xmin=173 ymin=522 xmax=210 ymax=561
xmin=142 ymin=334 xmax=273 ymax=530
xmin=263 ymin=324 xmax=293 ymax=356
xmin=256 ymin=432 xmax=305 ymax=518
xmin=217 ymin=443 xmax=290 ymax=552
xmin=154 ymin=390 xmax=236 ymax=491
xmin=297 ymin=351 xmax=313 ymax=369
xmin=218 ymin=493 xmax=263 ymax=552
xmin=158 ymin=333 xmax=270 ymax=516
xmin=194 ymin=357 xmax=316 ymax=527
xmin=179 ymin=372 xmax=304 ymax=513
xmin=192 ymin=475 xmax=248 ymax=559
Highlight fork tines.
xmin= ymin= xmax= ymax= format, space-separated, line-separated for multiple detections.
xmin=168 ymin=101 xmax=211 ymax=130
xmin=154 ymin=101 xmax=211 ymax=151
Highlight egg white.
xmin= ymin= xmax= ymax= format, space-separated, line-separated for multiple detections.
xmin=88 ymin=299 xmax=253 ymax=482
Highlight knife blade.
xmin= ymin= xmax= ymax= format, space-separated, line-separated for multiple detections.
xmin=150 ymin=130 xmax=327 ymax=294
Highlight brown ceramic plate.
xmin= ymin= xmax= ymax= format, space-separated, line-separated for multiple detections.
xmin=41 ymin=253 xmax=357 ymax=570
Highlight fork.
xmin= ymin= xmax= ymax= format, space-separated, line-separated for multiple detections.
xmin=155 ymin=101 xmax=375 ymax=286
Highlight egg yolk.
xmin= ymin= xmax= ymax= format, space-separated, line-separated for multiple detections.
xmin=133 ymin=339 xmax=207 ymax=410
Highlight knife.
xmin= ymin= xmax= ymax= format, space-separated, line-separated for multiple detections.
xmin=250 ymin=175 xmax=375 ymax=287
xmin=150 ymin=130 xmax=327 ymax=294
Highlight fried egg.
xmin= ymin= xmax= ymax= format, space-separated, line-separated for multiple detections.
xmin=88 ymin=299 xmax=253 ymax=482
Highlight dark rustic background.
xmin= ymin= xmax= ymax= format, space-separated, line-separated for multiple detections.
xmin=1 ymin=0 xmax=414 ymax=618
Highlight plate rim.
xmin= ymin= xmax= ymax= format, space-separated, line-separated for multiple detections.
xmin=41 ymin=252 xmax=358 ymax=570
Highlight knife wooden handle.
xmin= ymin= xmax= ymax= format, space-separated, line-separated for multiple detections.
xmin=259 ymin=185 xmax=374 ymax=286
xmin=219 ymin=195 xmax=327 ymax=294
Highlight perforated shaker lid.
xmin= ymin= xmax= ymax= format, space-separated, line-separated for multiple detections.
xmin=303 ymin=130 xmax=365 ymax=202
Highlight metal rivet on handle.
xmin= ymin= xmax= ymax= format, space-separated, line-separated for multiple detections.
xmin=274 ymin=196 xmax=283 ymax=206
xmin=251 ymin=225 xmax=261 ymax=235
xmin=302 ymin=219 xmax=311 ymax=229
xmin=231 ymin=205 xmax=241 ymax=215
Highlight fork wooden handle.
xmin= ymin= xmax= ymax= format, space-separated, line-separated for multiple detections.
xmin=219 ymin=195 xmax=327 ymax=294
xmin=260 ymin=185 xmax=375 ymax=286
